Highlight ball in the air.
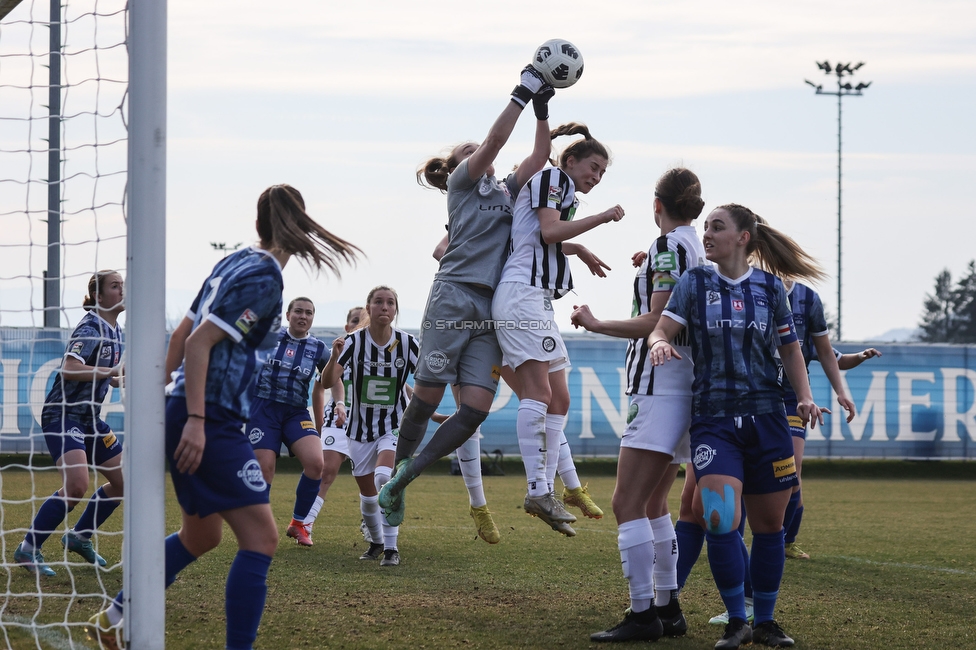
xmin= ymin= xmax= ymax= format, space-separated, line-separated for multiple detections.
xmin=531 ymin=39 xmax=584 ymax=88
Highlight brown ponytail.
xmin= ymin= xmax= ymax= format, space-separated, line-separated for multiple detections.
xmin=83 ymin=270 xmax=119 ymax=311
xmin=551 ymin=123 xmax=611 ymax=168
xmin=717 ymin=203 xmax=827 ymax=284
xmin=417 ymin=142 xmax=476 ymax=192
xmin=655 ymin=168 xmax=705 ymax=221
xmin=255 ymin=184 xmax=361 ymax=276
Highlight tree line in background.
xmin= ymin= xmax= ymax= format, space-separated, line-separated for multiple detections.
xmin=918 ymin=260 xmax=976 ymax=343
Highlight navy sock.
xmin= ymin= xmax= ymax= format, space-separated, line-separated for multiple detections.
xmin=785 ymin=503 xmax=804 ymax=544
xmin=292 ymin=473 xmax=321 ymax=520
xmin=740 ymin=532 xmax=753 ymax=599
xmin=750 ymin=530 xmax=786 ymax=624
xmin=73 ymin=486 xmax=121 ymax=537
xmin=706 ymin=531 xmax=746 ymax=621
xmin=675 ymin=520 xmax=705 ymax=589
xmin=26 ymin=490 xmax=71 ymax=549
xmin=165 ymin=533 xmax=197 ymax=588
xmin=225 ymin=550 xmax=272 ymax=650
xmin=783 ymin=490 xmax=801 ymax=540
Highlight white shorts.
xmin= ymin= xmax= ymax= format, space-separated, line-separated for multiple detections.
xmin=492 ymin=282 xmax=570 ymax=371
xmin=321 ymin=426 xmax=350 ymax=457
xmin=620 ymin=394 xmax=692 ymax=463
xmin=348 ymin=433 xmax=397 ymax=478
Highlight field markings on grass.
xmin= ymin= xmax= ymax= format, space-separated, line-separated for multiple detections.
xmin=1 ymin=615 xmax=92 ymax=650
xmin=829 ymin=555 xmax=975 ymax=576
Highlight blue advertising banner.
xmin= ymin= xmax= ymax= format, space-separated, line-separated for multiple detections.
xmin=2 ymin=327 xmax=974 ymax=459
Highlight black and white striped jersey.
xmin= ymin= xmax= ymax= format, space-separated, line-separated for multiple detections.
xmin=625 ymin=225 xmax=707 ymax=396
xmin=321 ymin=365 xmax=351 ymax=429
xmin=500 ymin=166 xmax=578 ymax=298
xmin=337 ymin=328 xmax=419 ymax=443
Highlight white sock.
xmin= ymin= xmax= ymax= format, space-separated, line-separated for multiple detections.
xmin=618 ymin=518 xmax=656 ymax=613
xmin=106 ymin=602 xmax=123 ymax=626
xmin=458 ymin=431 xmax=486 ymax=508
xmin=374 ymin=465 xmax=392 ymax=493
xmin=556 ymin=430 xmax=581 ymax=490
xmin=303 ymin=496 xmax=324 ymax=525
xmin=19 ymin=540 xmax=35 ymax=553
xmin=650 ymin=514 xmax=678 ymax=605
xmin=383 ymin=522 xmax=399 ymax=551
xmin=544 ymin=414 xmax=564 ymax=492
xmin=517 ymin=399 xmax=548 ymax=497
xmin=360 ymin=494 xmax=383 ymax=546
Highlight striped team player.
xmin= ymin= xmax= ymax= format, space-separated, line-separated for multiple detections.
xmin=572 ymin=168 xmax=707 ymax=641
xmin=491 ymin=123 xmax=623 ymax=533
xmin=302 ymin=306 xmax=364 ymax=536
xmin=247 ymin=297 xmax=331 ymax=547
xmin=87 ymin=184 xmax=360 ymax=650
xmin=648 ymin=204 xmax=828 ymax=650
xmin=320 ymin=286 xmax=418 ymax=567
xmin=15 ymin=271 xmax=125 ymax=576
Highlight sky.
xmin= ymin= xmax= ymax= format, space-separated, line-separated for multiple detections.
xmin=3 ymin=0 xmax=976 ymax=341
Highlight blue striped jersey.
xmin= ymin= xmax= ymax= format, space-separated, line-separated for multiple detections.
xmin=780 ymin=281 xmax=830 ymax=396
xmin=41 ymin=311 xmax=122 ymax=426
xmin=626 ymin=225 xmax=707 ymax=396
xmin=663 ymin=266 xmax=798 ymax=417
xmin=252 ymin=327 xmax=329 ymax=408
xmin=337 ymin=327 xmax=419 ymax=443
xmin=500 ymin=166 xmax=577 ymax=298
xmin=167 ymin=246 xmax=283 ymax=420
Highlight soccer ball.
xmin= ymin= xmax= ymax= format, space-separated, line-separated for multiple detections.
xmin=531 ymin=39 xmax=584 ymax=89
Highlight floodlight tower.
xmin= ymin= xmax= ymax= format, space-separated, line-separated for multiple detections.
xmin=805 ymin=61 xmax=871 ymax=341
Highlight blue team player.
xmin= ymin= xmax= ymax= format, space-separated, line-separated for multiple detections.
xmin=648 ymin=204 xmax=827 ymax=650
xmin=248 ymin=296 xmax=330 ymax=547
xmin=15 ymin=271 xmax=125 ymax=575
xmin=87 ymin=184 xmax=360 ymax=650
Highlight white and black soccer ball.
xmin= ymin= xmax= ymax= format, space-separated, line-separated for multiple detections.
xmin=531 ymin=39 xmax=584 ymax=89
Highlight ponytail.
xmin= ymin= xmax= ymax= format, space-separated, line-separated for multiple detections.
xmin=655 ymin=168 xmax=705 ymax=221
xmin=83 ymin=270 xmax=119 ymax=311
xmin=418 ymin=142 xmax=477 ymax=192
xmin=717 ymin=203 xmax=826 ymax=284
xmin=551 ymin=122 xmax=611 ymax=168
xmin=255 ymin=184 xmax=361 ymax=276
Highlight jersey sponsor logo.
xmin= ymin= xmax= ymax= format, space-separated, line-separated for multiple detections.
xmin=425 ymin=350 xmax=450 ymax=374
xmin=707 ymin=291 xmax=721 ymax=305
xmin=237 ymin=459 xmax=268 ymax=492
xmin=542 ymin=336 xmax=556 ymax=353
xmin=491 ymin=365 xmax=501 ymax=381
xmin=773 ymin=455 xmax=796 ymax=478
xmin=304 ymin=349 xmax=317 ymax=358
xmin=754 ymin=295 xmax=768 ymax=308
xmin=360 ymin=375 xmax=397 ymax=406
xmin=626 ymin=402 xmax=639 ymax=425
xmin=787 ymin=415 xmax=804 ymax=429
xmin=102 ymin=432 xmax=118 ymax=448
xmin=324 ymin=435 xmax=336 ymax=446
xmin=392 ymin=428 xmax=399 ymax=438
xmin=394 ymin=358 xmax=406 ymax=369
xmin=235 ymin=308 xmax=259 ymax=334
xmin=301 ymin=420 xmax=316 ymax=431
xmin=732 ymin=300 xmax=744 ymax=311
xmin=651 ymin=272 xmax=677 ymax=293
xmin=543 ymin=297 xmax=553 ymax=311
xmin=693 ymin=444 xmax=717 ymax=471
xmin=248 ymin=427 xmax=265 ymax=445
xmin=67 ymin=426 xmax=85 ymax=443
xmin=69 ymin=341 xmax=85 ymax=356
xmin=653 ymin=251 xmax=678 ymax=272
xmin=707 ymin=319 xmax=768 ymax=332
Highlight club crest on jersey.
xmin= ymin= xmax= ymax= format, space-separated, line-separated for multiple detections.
xmin=286 ymin=348 xmax=295 ymax=358
xmin=324 ymin=435 xmax=336 ymax=446
xmin=235 ymin=308 xmax=259 ymax=335
xmin=693 ymin=444 xmax=717 ymax=471
xmin=542 ymin=336 xmax=556 ymax=353
xmin=394 ymin=358 xmax=406 ymax=369
xmin=67 ymin=426 xmax=85 ymax=443
xmin=237 ymin=459 xmax=268 ymax=492
xmin=100 ymin=346 xmax=112 ymax=359
xmin=247 ymin=427 xmax=265 ymax=445
xmin=732 ymin=299 xmax=744 ymax=312
xmin=707 ymin=291 xmax=721 ymax=305
xmin=425 ymin=350 xmax=449 ymax=374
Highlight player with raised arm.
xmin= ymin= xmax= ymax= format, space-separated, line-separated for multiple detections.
xmin=86 ymin=184 xmax=359 ymax=650
xmin=247 ymin=297 xmax=330 ymax=547
xmin=491 ymin=122 xmax=623 ymax=533
xmin=377 ymin=63 xmax=556 ymax=526
xmin=318 ymin=286 xmax=418 ymax=567
xmin=648 ymin=203 xmax=827 ymax=649
xmin=572 ymin=168 xmax=706 ymax=640
xmin=15 ymin=271 xmax=125 ymax=575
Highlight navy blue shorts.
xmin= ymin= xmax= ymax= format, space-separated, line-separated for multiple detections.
xmin=246 ymin=397 xmax=317 ymax=455
xmin=42 ymin=415 xmax=122 ymax=466
xmin=166 ymin=397 xmax=270 ymax=518
xmin=782 ymin=394 xmax=806 ymax=439
xmin=690 ymin=412 xmax=798 ymax=495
